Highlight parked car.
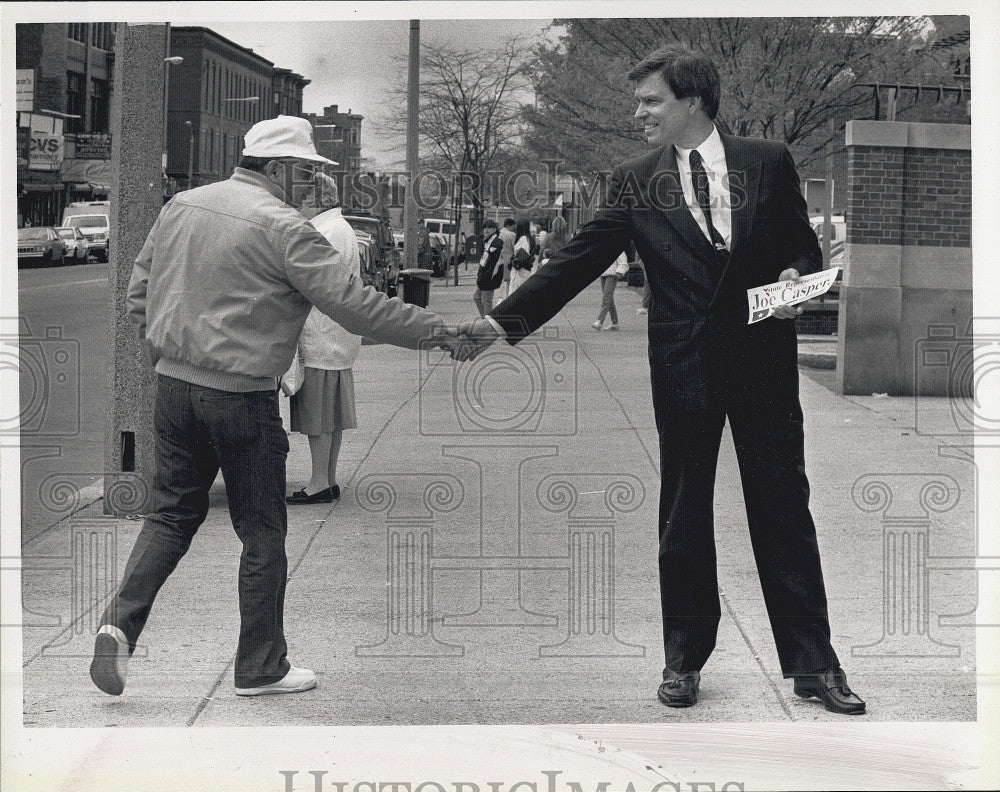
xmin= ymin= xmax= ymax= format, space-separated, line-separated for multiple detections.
xmin=428 ymin=232 xmax=455 ymax=276
xmin=17 ymin=226 xmax=66 ymax=267
xmin=344 ymin=213 xmax=400 ymax=296
xmin=55 ymin=226 xmax=91 ymax=264
xmin=354 ymin=232 xmax=388 ymax=294
xmin=62 ymin=201 xmax=111 ymax=262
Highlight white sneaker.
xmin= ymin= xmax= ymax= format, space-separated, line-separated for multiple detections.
xmin=591 ymin=320 xmax=603 ymax=330
xmin=608 ymin=324 xmax=620 ymax=331
xmin=235 ymin=665 xmax=316 ymax=696
xmin=636 ymin=308 xmax=648 ymax=315
xmin=90 ymin=624 xmax=130 ymax=696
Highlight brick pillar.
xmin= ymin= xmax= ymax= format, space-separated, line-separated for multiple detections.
xmin=837 ymin=121 xmax=971 ymax=396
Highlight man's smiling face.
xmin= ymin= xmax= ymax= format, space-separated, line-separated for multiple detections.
xmin=633 ymin=71 xmax=696 ymax=149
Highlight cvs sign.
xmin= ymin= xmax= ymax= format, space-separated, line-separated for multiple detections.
xmin=29 ymin=133 xmax=64 ymax=171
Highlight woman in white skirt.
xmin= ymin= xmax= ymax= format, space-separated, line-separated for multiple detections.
xmin=287 ymin=178 xmax=363 ymax=505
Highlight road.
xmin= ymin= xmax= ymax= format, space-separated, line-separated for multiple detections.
xmin=16 ymin=262 xmax=111 ymax=543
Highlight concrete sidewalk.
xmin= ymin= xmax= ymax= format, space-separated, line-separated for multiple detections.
xmin=20 ymin=270 xmax=978 ymax=728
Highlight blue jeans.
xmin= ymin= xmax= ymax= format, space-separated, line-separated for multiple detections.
xmin=598 ymin=275 xmax=619 ymax=325
xmin=100 ymin=375 xmax=291 ymax=687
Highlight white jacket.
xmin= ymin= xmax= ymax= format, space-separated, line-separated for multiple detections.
xmin=602 ymin=251 xmax=629 ymax=278
xmin=298 ymin=208 xmax=363 ymax=370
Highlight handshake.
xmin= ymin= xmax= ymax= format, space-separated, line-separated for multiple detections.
xmin=433 ymin=319 xmax=502 ymax=362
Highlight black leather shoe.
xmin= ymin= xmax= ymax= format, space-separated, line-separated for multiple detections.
xmin=657 ymin=669 xmax=700 ymax=708
xmin=286 ymin=486 xmax=334 ymax=504
xmin=793 ymin=667 xmax=866 ymax=715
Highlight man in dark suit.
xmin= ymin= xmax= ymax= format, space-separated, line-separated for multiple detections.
xmin=457 ymin=45 xmax=864 ymax=714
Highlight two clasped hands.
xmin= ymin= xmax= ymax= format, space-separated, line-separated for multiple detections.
xmin=432 ymin=318 xmax=502 ymax=361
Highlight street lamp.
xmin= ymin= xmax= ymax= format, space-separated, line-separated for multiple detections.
xmin=161 ymin=48 xmax=183 ymax=172
xmin=184 ymin=120 xmax=194 ymax=190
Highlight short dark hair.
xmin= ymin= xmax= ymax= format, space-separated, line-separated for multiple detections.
xmin=503 ymin=218 xmax=517 ymax=228
xmin=627 ymin=44 xmax=720 ymax=120
xmin=238 ymin=155 xmax=272 ymax=173
xmin=483 ymin=219 xmax=499 ymax=230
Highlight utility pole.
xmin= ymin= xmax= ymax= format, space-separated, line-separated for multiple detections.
xmin=404 ymin=20 xmax=419 ymax=270
xmin=105 ymin=23 xmax=171 ymax=515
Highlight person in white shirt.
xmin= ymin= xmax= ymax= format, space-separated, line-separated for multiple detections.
xmin=454 ymin=44 xmax=865 ymax=717
xmin=508 ymin=218 xmax=537 ymax=297
xmin=287 ymin=174 xmax=362 ymax=505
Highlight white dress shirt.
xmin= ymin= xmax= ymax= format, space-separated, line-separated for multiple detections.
xmin=673 ymin=125 xmax=732 ymax=251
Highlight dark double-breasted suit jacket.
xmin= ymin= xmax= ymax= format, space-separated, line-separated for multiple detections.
xmin=489 ymin=132 xmax=839 ymax=676
xmin=492 ymin=132 xmax=822 ymax=412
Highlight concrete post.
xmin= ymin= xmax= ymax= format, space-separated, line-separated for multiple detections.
xmin=103 ymin=24 xmax=167 ymax=515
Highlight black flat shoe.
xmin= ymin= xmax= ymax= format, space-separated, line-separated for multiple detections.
xmin=657 ymin=669 xmax=700 ymax=708
xmin=793 ymin=667 xmax=866 ymax=715
xmin=286 ymin=486 xmax=334 ymax=504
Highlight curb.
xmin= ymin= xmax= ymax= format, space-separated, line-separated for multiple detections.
xmin=797 ymin=351 xmax=837 ymax=370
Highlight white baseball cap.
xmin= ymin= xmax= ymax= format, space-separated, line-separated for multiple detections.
xmin=242 ymin=115 xmax=338 ymax=164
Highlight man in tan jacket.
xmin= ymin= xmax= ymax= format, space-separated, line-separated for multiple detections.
xmin=91 ymin=116 xmax=460 ymax=697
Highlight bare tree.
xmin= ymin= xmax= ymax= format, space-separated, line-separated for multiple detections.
xmin=383 ymin=39 xmax=531 ymax=238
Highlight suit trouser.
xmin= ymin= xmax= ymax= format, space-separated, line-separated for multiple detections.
xmin=654 ymin=399 xmax=840 ymax=678
xmin=99 ymin=375 xmax=291 ymax=688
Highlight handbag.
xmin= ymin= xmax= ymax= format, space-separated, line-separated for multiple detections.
xmin=280 ymin=343 xmax=305 ymax=396
xmin=625 ymin=266 xmax=645 ymax=288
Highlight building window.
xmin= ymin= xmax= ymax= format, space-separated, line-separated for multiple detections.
xmin=66 ymin=71 xmax=86 ymax=133
xmin=202 ymin=61 xmax=209 ymax=111
xmin=91 ymin=23 xmax=115 ymax=51
xmin=90 ymin=78 xmax=109 ymax=133
xmin=222 ymin=132 xmax=228 ymax=174
xmin=68 ymin=24 xmax=87 ymax=44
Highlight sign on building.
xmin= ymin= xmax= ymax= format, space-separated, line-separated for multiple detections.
xmin=16 ymin=69 xmax=34 ymax=112
xmin=74 ymin=133 xmax=113 ymax=160
xmin=29 ymin=133 xmax=64 ymax=171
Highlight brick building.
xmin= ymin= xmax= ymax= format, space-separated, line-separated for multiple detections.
xmin=166 ymin=27 xmax=309 ymax=191
xmin=16 ymin=22 xmax=117 ymax=226
xmin=304 ymin=104 xmax=363 ymax=174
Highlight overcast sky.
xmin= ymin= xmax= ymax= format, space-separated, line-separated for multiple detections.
xmin=208 ymin=18 xmax=560 ymax=167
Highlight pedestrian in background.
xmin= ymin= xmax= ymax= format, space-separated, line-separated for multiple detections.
xmin=592 ymin=251 xmax=629 ymax=330
xmin=541 ymin=215 xmax=570 ymax=264
xmin=473 ymin=219 xmax=506 ymax=317
xmin=287 ymin=174 xmax=360 ymax=505
xmin=493 ymin=218 xmax=517 ymax=303
xmin=637 ymin=261 xmax=651 ymax=315
xmin=508 ymin=218 xmax=536 ymax=297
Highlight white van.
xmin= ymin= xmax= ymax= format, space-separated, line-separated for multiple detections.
xmin=62 ymin=201 xmax=110 ymax=262
xmin=423 ymin=218 xmax=456 ymax=247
